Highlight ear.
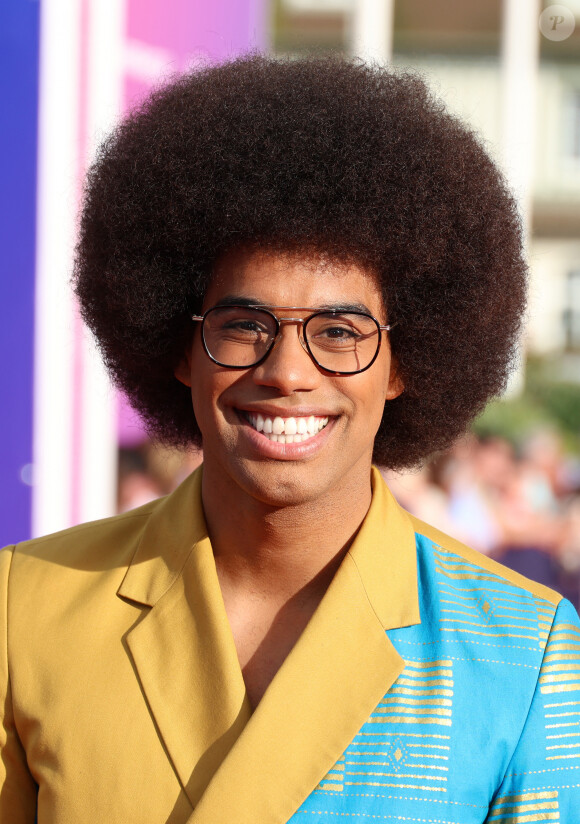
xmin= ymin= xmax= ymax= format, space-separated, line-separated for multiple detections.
xmin=174 ymin=348 xmax=193 ymax=388
xmin=385 ymin=356 xmax=404 ymax=401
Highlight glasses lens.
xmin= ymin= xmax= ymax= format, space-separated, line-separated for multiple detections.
xmin=203 ymin=306 xmax=277 ymax=367
xmin=304 ymin=312 xmax=380 ymax=373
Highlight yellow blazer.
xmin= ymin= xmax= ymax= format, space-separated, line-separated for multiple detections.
xmin=1 ymin=467 xmax=573 ymax=823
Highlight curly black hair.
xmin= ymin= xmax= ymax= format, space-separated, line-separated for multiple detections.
xmin=74 ymin=54 xmax=527 ymax=469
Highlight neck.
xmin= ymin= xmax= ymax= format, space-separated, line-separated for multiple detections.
xmin=201 ymin=465 xmax=373 ymax=603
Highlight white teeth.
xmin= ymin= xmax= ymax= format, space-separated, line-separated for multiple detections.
xmin=245 ymin=413 xmax=329 ymax=443
xmin=285 ymin=417 xmax=298 ymax=436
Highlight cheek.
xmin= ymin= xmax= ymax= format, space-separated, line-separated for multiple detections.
xmin=189 ymin=362 xmax=241 ymax=428
xmin=188 ymin=362 xmax=218 ymax=426
xmin=366 ymin=355 xmax=393 ymax=403
xmin=341 ymin=371 xmax=388 ymax=423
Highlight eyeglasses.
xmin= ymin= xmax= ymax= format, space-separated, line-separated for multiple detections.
xmin=191 ymin=305 xmax=395 ymax=375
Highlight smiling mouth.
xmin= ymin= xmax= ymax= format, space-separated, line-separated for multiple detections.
xmin=242 ymin=412 xmax=330 ymax=444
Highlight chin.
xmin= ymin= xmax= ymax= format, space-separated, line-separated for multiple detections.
xmin=234 ymin=462 xmax=326 ymax=509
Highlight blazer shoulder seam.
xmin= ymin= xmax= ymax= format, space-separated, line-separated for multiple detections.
xmin=410 ymin=513 xmax=561 ymax=607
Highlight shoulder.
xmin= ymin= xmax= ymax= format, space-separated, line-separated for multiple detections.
xmin=3 ymin=497 xmax=164 ymax=572
xmin=0 ymin=499 xmax=168 ymax=612
xmin=1 ymin=467 xmax=205 ymax=609
xmin=393 ymin=510 xmax=577 ymax=672
xmin=409 ymin=512 xmax=562 ymax=607
xmin=400 ymin=511 xmax=580 ymax=727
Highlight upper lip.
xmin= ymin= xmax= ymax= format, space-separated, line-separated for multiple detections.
xmin=234 ymin=405 xmax=336 ymax=418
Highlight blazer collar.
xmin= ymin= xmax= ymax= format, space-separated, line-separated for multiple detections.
xmin=117 ymin=467 xmax=207 ymax=606
xmin=118 ymin=466 xmax=421 ymax=823
xmin=117 ymin=465 xmax=420 ymax=625
xmin=118 ymin=468 xmax=252 ymax=808
xmin=349 ymin=466 xmax=421 ymax=630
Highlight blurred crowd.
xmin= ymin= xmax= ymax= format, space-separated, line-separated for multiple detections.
xmin=117 ymin=443 xmax=203 ymax=515
xmin=118 ymin=429 xmax=580 ymax=610
xmin=384 ymin=431 xmax=580 ymax=610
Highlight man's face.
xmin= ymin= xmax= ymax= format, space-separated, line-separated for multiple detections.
xmin=176 ymin=247 xmax=403 ymax=509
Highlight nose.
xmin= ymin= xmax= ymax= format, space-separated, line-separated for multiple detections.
xmin=251 ymin=321 xmax=321 ymax=394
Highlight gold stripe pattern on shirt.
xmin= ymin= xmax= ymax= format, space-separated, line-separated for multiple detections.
xmin=487 ymin=790 xmax=559 ymax=823
xmin=434 ymin=549 xmax=555 ymax=650
xmin=318 ymin=661 xmax=455 ymax=797
xmin=341 ymin=660 xmax=454 ymax=794
xmin=372 ymin=662 xmax=454 ymax=729
xmin=540 ymin=624 xmax=580 ymax=695
xmin=541 ymin=625 xmax=580 ymax=767
xmin=316 ymin=757 xmax=345 ymax=793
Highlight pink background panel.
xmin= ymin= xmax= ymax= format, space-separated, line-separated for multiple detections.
xmin=126 ymin=0 xmax=267 ymax=65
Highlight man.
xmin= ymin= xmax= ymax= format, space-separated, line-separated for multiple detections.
xmin=2 ymin=55 xmax=579 ymax=823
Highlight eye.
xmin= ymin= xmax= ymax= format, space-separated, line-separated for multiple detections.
xmin=318 ymin=324 xmax=360 ymax=339
xmin=308 ymin=321 xmax=363 ymax=351
xmin=217 ymin=319 xmax=272 ymax=344
xmin=306 ymin=312 xmax=378 ymax=353
xmin=208 ymin=308 xmax=275 ymax=342
xmin=222 ymin=319 xmax=270 ymax=334
xmin=309 ymin=314 xmax=365 ymax=340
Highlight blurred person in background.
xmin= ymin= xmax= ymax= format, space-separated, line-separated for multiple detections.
xmin=117 ymin=443 xmax=204 ymax=513
xmin=492 ymin=434 xmax=563 ymax=591
xmin=117 ymin=448 xmax=166 ymax=513
xmin=559 ymin=495 xmax=580 ymax=606
xmin=390 ymin=430 xmax=580 ymax=608
xmin=437 ymin=435 xmax=506 ymax=555
xmin=1 ymin=55 xmax=580 ymax=823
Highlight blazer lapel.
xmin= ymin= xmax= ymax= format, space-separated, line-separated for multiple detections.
xmin=117 ymin=469 xmax=252 ymax=808
xmin=186 ymin=468 xmax=421 ymax=824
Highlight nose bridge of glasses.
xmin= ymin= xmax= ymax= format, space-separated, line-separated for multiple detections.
xmin=272 ymin=316 xmax=309 ymax=354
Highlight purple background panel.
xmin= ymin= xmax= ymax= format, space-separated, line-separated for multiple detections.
xmin=0 ymin=0 xmax=40 ymax=546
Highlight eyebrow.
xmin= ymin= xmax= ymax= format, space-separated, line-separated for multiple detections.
xmin=213 ymin=296 xmax=374 ymax=314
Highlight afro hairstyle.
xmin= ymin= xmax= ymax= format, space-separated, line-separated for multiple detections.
xmin=74 ymin=54 xmax=527 ymax=469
